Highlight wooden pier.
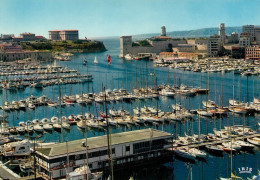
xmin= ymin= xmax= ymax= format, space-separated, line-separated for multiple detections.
xmin=171 ymin=133 xmax=260 ymax=149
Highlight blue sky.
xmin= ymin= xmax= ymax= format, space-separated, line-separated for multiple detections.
xmin=0 ymin=0 xmax=259 ymax=38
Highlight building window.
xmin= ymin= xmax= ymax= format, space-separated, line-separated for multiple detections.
xmin=90 ymin=164 xmax=93 ymax=168
xmin=126 ymin=146 xmax=130 ymax=152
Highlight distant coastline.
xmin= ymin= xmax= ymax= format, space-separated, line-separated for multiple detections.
xmin=89 ymin=26 xmax=243 ymax=40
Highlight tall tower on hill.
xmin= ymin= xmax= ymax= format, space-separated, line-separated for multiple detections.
xmin=218 ymin=23 xmax=225 ymax=44
xmin=161 ymin=26 xmax=166 ymax=36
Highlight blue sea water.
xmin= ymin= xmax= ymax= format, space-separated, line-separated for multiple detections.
xmin=1 ymin=38 xmax=260 ymax=179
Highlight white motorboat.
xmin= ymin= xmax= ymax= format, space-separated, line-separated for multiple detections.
xmin=25 ymin=125 xmax=34 ymax=133
xmin=189 ymin=148 xmax=207 ymax=158
xmin=62 ymin=122 xmax=70 ymax=130
xmin=17 ymin=126 xmax=25 ymax=134
xmin=253 ymin=97 xmax=260 ymax=104
xmin=202 ymin=100 xmax=217 ymax=108
xmin=213 ymin=129 xmax=229 ymax=139
xmin=247 ymin=137 xmax=260 ymax=146
xmin=159 ymin=89 xmax=175 ymax=97
xmin=27 ymin=102 xmax=35 ymax=109
xmin=43 ymin=123 xmax=53 ymax=131
xmin=124 ymin=54 xmax=132 ymax=60
xmin=205 ymin=145 xmax=223 ymax=154
xmin=197 ymin=109 xmax=213 ymax=117
xmin=173 ymin=147 xmax=196 ymax=160
xmin=32 ymin=119 xmax=40 ymax=124
xmin=77 ymin=120 xmax=87 ymax=129
xmin=222 ymin=142 xmax=241 ymax=151
xmin=53 ymin=123 xmax=62 ymax=131
xmin=234 ymin=140 xmax=254 ymax=150
xmin=41 ymin=118 xmax=50 ymax=124
xmin=107 ymin=118 xmax=118 ymax=126
xmin=229 ymin=99 xmax=245 ymax=106
xmin=229 ymin=107 xmax=247 ymax=114
xmin=34 ymin=124 xmax=44 ymax=132
xmin=67 ymin=165 xmax=103 ymax=180
xmin=18 ymin=101 xmax=26 ymax=110
xmin=51 ymin=116 xmax=59 ymax=123
xmin=47 ymin=101 xmax=58 ymax=107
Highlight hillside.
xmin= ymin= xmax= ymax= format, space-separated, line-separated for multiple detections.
xmin=133 ymin=26 xmax=242 ymax=40
xmin=20 ymin=40 xmax=107 ymax=53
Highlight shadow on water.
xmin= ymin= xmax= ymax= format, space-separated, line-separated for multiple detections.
xmin=113 ymin=163 xmax=174 ymax=180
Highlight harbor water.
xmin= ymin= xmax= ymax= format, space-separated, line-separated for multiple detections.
xmin=1 ymin=37 xmax=260 ymax=179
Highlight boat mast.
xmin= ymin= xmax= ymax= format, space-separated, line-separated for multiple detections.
xmin=104 ymin=87 xmax=114 ymax=180
xmin=66 ymin=140 xmax=69 ymax=179
xmin=58 ymin=68 xmax=63 ymax=143
xmin=232 ymin=71 xmax=235 ymax=102
xmin=85 ymin=125 xmax=89 ymax=180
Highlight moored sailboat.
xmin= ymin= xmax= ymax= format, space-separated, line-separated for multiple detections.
xmin=94 ymin=56 xmax=98 ymax=64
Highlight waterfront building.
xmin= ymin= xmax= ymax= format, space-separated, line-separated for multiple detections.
xmin=219 ymin=23 xmax=226 ymax=44
xmin=172 ymin=44 xmax=196 ymax=52
xmin=227 ymin=32 xmax=239 ymax=43
xmin=1 ymin=34 xmax=15 ymax=39
xmin=186 ymin=39 xmax=208 ymax=51
xmin=49 ymin=30 xmax=79 ymax=41
xmin=231 ymin=46 xmax=245 ymax=59
xmin=159 ymin=51 xmax=203 ymax=60
xmin=159 ymin=52 xmax=178 ymax=59
xmin=120 ymin=27 xmax=186 ymax=57
xmin=0 ymin=51 xmax=52 ymax=62
xmin=254 ymin=27 xmax=260 ymax=45
xmin=239 ymin=33 xmax=251 ymax=47
xmin=0 ymin=44 xmax=23 ymax=52
xmin=178 ymin=52 xmax=203 ymax=60
xmin=35 ymin=129 xmax=173 ymax=179
xmin=20 ymin=33 xmax=36 ymax=41
xmin=207 ymin=35 xmax=221 ymax=56
xmin=12 ymin=33 xmax=45 ymax=42
xmin=242 ymin=25 xmax=255 ymax=41
xmin=245 ymin=45 xmax=260 ymax=60
xmin=187 ymin=39 xmax=208 ymax=45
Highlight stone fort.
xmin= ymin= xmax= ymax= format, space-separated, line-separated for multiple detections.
xmin=119 ymin=26 xmax=187 ymax=57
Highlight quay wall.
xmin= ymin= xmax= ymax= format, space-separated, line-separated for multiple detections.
xmin=0 ymin=51 xmax=53 ymax=62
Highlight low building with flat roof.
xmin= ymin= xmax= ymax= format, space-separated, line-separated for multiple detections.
xmin=0 ymin=50 xmax=52 ymax=62
xmin=1 ymin=34 xmax=15 ymax=39
xmin=35 ymin=129 xmax=173 ymax=179
xmin=12 ymin=33 xmax=45 ymax=42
